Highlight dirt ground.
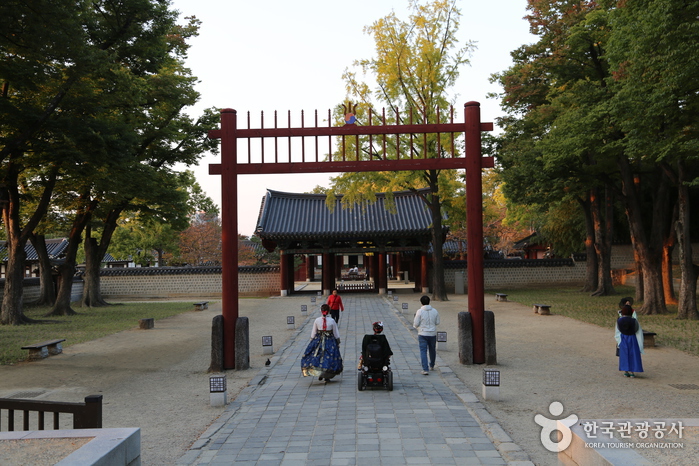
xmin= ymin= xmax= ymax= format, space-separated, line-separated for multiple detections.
xmin=423 ymin=294 xmax=699 ymax=465
xmin=1 ymin=293 xmax=698 ymax=465
xmin=0 ymin=296 xmax=311 ymax=465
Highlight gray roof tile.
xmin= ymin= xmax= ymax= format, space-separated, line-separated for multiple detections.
xmin=255 ymin=189 xmax=434 ymax=241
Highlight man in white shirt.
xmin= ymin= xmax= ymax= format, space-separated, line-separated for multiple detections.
xmin=413 ymin=295 xmax=440 ymax=375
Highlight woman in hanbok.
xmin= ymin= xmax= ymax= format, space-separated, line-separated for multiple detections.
xmin=615 ymin=304 xmax=644 ymax=378
xmin=301 ymin=304 xmax=343 ymax=381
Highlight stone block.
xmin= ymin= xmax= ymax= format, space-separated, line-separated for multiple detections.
xmin=138 ymin=318 xmax=154 ymax=329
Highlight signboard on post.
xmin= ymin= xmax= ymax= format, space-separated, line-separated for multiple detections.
xmin=287 ymin=316 xmax=295 ymax=330
xmin=437 ymin=331 xmax=447 ymax=350
xmin=262 ymin=336 xmax=273 ymax=355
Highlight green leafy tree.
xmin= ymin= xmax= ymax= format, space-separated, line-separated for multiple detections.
xmin=605 ymin=0 xmax=699 ymax=319
xmin=1 ymin=0 xmax=176 ymax=323
xmin=106 ymin=172 xmax=219 ymax=269
xmin=331 ymin=0 xmax=475 ymax=300
xmin=492 ymin=1 xmax=621 ymax=296
xmin=44 ymin=15 xmax=215 ymax=316
xmin=0 ymin=1 xmax=214 ymax=322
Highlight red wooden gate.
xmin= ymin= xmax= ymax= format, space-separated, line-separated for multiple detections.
xmin=208 ymin=102 xmax=493 ymax=368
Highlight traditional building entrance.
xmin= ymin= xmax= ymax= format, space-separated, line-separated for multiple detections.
xmin=255 ymin=188 xmax=437 ymax=295
xmin=208 ymin=102 xmax=493 ymax=368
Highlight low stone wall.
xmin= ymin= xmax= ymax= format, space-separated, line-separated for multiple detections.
xmin=444 ymin=258 xmax=586 ymax=293
xmin=9 ymin=243 xmax=699 ymax=300
xmin=98 ymin=266 xmax=280 ymax=299
xmin=15 ymin=278 xmax=83 ymax=303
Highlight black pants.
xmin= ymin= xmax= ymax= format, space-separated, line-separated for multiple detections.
xmin=330 ymin=309 xmax=340 ymax=325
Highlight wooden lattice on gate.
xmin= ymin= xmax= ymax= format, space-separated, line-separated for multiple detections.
xmin=208 ymin=102 xmax=493 ymax=368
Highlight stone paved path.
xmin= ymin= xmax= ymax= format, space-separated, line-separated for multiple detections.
xmin=178 ymin=294 xmax=509 ymax=465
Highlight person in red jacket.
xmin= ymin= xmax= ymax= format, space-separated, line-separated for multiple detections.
xmin=327 ymin=289 xmax=344 ymax=326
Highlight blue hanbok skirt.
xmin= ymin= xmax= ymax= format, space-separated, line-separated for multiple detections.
xmin=618 ymin=334 xmax=644 ymax=373
xmin=301 ymin=331 xmax=343 ymax=379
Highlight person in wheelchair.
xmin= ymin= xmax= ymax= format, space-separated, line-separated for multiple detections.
xmin=358 ymin=322 xmax=394 ymax=391
xmin=360 ymin=322 xmax=393 ymax=369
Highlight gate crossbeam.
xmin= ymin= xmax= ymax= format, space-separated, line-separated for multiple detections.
xmin=210 ymin=156 xmax=494 ymax=175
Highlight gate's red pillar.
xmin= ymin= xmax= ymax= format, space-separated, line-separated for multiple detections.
xmin=220 ymin=109 xmax=238 ymax=370
xmin=465 ymin=101 xmax=486 ymax=364
xmin=378 ymin=252 xmax=387 ymax=294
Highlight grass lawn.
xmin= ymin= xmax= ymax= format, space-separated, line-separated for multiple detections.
xmin=0 ymin=302 xmax=210 ymax=365
xmin=498 ymin=285 xmax=699 ymax=357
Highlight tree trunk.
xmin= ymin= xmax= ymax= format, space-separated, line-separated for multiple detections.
xmin=82 ymin=236 xmax=109 ymax=307
xmin=675 ymin=160 xmax=699 ymax=319
xmin=662 ymin=238 xmax=678 ymax=305
xmin=590 ymin=186 xmax=615 ymax=296
xmin=426 ymin=172 xmax=447 ymax=301
xmin=577 ymin=194 xmax=598 ymax=292
xmin=633 ymin=249 xmax=644 ymax=304
xmin=0 ymin=164 xmax=57 ymax=325
xmin=0 ymin=238 xmax=34 ymax=324
xmin=46 ymin=198 xmax=94 ymax=317
xmin=618 ymin=155 xmax=667 ymax=315
xmin=81 ymin=207 xmax=123 ymax=307
xmin=28 ymin=233 xmax=57 ymax=307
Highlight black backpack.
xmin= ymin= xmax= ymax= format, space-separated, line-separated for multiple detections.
xmin=366 ymin=337 xmax=384 ymax=363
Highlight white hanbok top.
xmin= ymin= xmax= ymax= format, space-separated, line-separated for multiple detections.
xmin=311 ymin=315 xmax=340 ymax=339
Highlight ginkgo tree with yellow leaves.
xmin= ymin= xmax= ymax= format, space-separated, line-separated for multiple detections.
xmin=328 ymin=0 xmax=476 ymax=301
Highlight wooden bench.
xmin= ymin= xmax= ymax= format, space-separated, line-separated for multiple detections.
xmin=21 ymin=339 xmax=66 ymax=360
xmin=643 ymin=331 xmax=657 ymax=347
xmin=533 ymin=304 xmax=551 ymax=315
xmin=495 ymin=293 xmax=508 ymax=302
xmin=194 ymin=301 xmax=209 ymax=311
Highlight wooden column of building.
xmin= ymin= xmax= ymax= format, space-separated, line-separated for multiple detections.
xmin=413 ymin=252 xmax=421 ymax=292
xmin=378 ymin=252 xmax=387 ymax=294
xmin=335 ymin=255 xmax=343 ymax=281
xmin=393 ymin=253 xmax=402 ymax=281
xmin=322 ymin=252 xmax=334 ymax=295
xmin=420 ymin=250 xmax=429 ymax=294
xmin=288 ymin=252 xmax=296 ymax=293
xmin=305 ymin=255 xmax=314 ymax=282
xmin=280 ymin=252 xmax=291 ymax=296
xmin=371 ymin=254 xmax=379 ymax=289
xmin=364 ymin=254 xmax=371 ymax=281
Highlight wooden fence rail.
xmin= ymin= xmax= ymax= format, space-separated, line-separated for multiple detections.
xmin=0 ymin=395 xmax=102 ymax=431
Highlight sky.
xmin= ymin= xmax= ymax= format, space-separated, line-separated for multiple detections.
xmin=170 ymin=0 xmax=537 ymax=236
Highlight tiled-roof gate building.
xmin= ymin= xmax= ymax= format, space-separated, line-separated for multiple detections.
xmin=255 ymin=189 xmax=436 ymax=296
